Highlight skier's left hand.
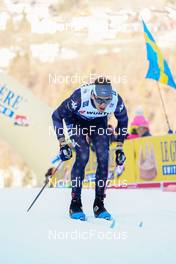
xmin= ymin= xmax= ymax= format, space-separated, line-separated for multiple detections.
xmin=115 ymin=146 xmax=126 ymax=166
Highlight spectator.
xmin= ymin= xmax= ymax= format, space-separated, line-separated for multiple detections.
xmin=132 ymin=115 xmax=151 ymax=137
xmin=127 ymin=108 xmax=151 ymax=139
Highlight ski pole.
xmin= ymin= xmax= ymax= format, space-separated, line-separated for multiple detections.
xmin=27 ymin=161 xmax=62 ymax=212
xmin=27 ymin=139 xmax=79 ymax=212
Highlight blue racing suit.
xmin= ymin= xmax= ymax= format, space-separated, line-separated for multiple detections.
xmin=52 ymin=84 xmax=128 ymax=198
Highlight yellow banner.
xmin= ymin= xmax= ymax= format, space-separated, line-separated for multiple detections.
xmin=134 ymin=134 xmax=176 ymax=182
xmin=50 ymin=134 xmax=176 ymax=188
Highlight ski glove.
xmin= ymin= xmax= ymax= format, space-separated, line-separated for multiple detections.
xmin=60 ymin=144 xmax=72 ymax=161
xmin=115 ymin=146 xmax=126 ymax=166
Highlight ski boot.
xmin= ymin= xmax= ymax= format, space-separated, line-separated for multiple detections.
xmin=69 ymin=197 xmax=86 ymax=221
xmin=93 ymin=196 xmax=112 ymax=220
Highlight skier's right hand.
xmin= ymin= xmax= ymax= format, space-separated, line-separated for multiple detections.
xmin=59 ymin=138 xmax=72 ymax=161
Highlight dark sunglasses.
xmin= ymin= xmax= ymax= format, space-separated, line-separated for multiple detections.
xmin=94 ymin=96 xmax=112 ymax=105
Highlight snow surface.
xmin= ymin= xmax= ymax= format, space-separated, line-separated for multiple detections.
xmin=0 ymin=188 xmax=176 ymax=264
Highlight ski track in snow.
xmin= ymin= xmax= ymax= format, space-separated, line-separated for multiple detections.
xmin=0 ymin=188 xmax=176 ymax=264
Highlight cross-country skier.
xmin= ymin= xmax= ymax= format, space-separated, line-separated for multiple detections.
xmin=52 ymin=77 xmax=128 ymax=220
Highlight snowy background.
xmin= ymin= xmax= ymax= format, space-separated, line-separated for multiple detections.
xmin=0 ymin=188 xmax=176 ymax=264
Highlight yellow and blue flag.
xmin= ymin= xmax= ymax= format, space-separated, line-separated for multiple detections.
xmin=142 ymin=20 xmax=176 ymax=89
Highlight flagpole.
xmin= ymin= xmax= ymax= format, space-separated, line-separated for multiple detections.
xmin=156 ymin=81 xmax=171 ymax=131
